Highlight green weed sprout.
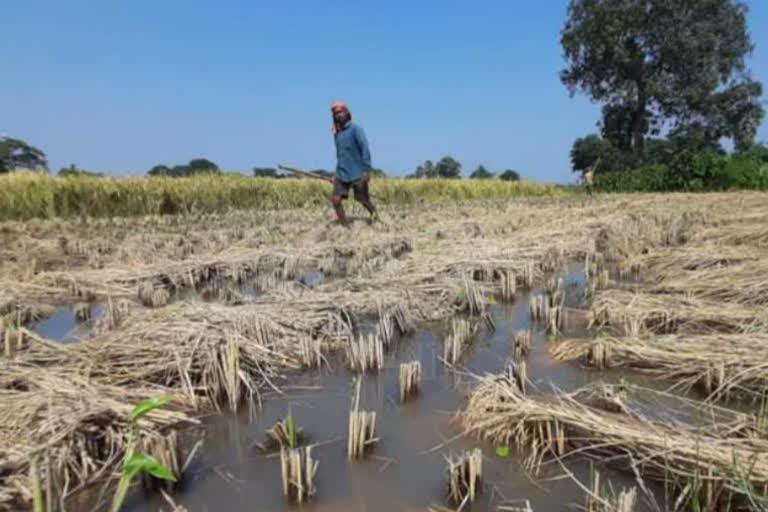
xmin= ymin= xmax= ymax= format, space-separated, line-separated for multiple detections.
xmin=110 ymin=396 xmax=176 ymax=512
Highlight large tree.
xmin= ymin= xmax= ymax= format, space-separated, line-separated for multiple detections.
xmin=560 ymin=0 xmax=763 ymax=153
xmin=470 ymin=165 xmax=494 ymax=179
xmin=0 ymin=137 xmax=48 ymax=173
xmin=435 ymin=156 xmax=462 ymax=178
xmin=186 ymin=158 xmax=220 ymax=174
xmin=499 ymin=169 xmax=521 ymax=181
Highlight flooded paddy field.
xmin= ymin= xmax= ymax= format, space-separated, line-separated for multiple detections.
xmin=2 ymin=193 xmax=768 ymax=511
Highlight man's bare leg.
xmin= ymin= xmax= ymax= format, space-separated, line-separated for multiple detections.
xmin=357 ymin=198 xmax=376 ymax=217
xmin=332 ymin=194 xmax=348 ymax=225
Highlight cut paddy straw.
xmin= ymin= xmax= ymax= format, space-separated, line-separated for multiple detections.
xmin=298 ymin=335 xmax=324 ymax=369
xmin=500 ymin=269 xmax=517 ymax=301
xmin=265 ymin=414 xmax=305 ymax=450
xmin=552 ymin=333 xmax=768 ymax=401
xmin=546 ymin=306 xmax=563 ymax=335
xmin=348 ymin=378 xmax=378 ymax=459
xmin=513 ymin=329 xmax=531 ymax=360
xmin=445 ymin=448 xmax=483 ymax=506
xmin=399 ymin=360 xmax=422 ymax=403
xmin=346 ymin=333 xmax=384 ymax=373
xmin=461 ymin=375 xmax=768 ymax=509
xmin=443 ymin=317 xmax=479 ymax=366
xmin=648 ymin=260 xmax=768 ymax=307
xmin=279 ymin=445 xmax=317 ymax=503
xmin=590 ymin=288 xmax=768 ymax=335
xmin=528 ymin=295 xmax=548 ymax=322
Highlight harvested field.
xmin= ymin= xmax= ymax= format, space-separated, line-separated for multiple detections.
xmin=2 ymin=192 xmax=768 ymax=511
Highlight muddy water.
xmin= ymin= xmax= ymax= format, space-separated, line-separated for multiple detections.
xmin=119 ymin=265 xmax=667 ymax=512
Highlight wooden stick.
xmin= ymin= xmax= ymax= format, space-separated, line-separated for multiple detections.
xmin=278 ymin=164 xmax=382 ymax=202
xmin=277 ymin=165 xmax=334 ymax=183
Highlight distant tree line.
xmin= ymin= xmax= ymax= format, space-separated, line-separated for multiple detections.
xmin=407 ymin=157 xmax=521 ymax=181
xmin=147 ymin=158 xmax=221 ymax=177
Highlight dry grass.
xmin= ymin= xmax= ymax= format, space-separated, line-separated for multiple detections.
xmin=623 ymin=244 xmax=766 ymax=279
xmin=648 ymin=261 xmax=768 ymax=306
xmin=445 ymin=448 xmax=483 ymax=507
xmin=590 ymin=289 xmax=768 ymax=335
xmin=461 ymin=375 xmax=768 ymax=510
xmin=552 ymin=334 xmax=768 ymax=401
xmin=697 ymin=220 xmax=768 ymax=248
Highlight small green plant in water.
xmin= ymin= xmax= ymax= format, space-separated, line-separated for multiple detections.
xmin=495 ymin=446 xmax=509 ymax=458
xmin=110 ymin=396 xmax=176 ymax=512
xmin=286 ymin=406 xmax=296 ymax=449
xmin=30 ymin=396 xmax=177 ymax=512
xmin=486 ymin=295 xmax=497 ymax=305
xmin=456 ymin=288 xmax=466 ymax=300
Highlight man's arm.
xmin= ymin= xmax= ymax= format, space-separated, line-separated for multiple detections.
xmin=354 ymin=125 xmax=372 ymax=173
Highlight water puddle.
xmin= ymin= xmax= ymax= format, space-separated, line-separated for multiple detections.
xmin=120 ymin=265 xmax=670 ymax=512
xmin=28 ymin=270 xmax=327 ymax=342
xmin=28 ymin=303 xmax=104 ymax=343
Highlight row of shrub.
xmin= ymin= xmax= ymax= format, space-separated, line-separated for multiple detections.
xmin=0 ymin=174 xmax=561 ymax=220
xmin=594 ymin=151 xmax=768 ymax=192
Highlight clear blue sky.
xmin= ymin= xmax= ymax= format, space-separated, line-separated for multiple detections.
xmin=2 ymin=1 xmax=767 ymax=183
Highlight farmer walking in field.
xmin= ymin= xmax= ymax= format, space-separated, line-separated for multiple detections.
xmin=330 ymin=100 xmax=378 ymax=226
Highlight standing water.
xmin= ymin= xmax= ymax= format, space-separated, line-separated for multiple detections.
xmin=113 ymin=265 xmax=661 ymax=511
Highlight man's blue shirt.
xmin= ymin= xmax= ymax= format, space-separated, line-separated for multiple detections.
xmin=334 ymin=121 xmax=371 ymax=183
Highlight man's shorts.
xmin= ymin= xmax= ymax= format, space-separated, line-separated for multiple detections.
xmin=333 ymin=178 xmax=369 ymax=202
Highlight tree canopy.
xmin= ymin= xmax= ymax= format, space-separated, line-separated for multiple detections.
xmin=410 ymin=160 xmax=437 ymax=178
xmin=252 ymin=167 xmax=279 ymax=177
xmin=561 ymin=0 xmax=763 ymax=155
xmin=470 ymin=165 xmax=494 ymax=179
xmin=0 ymin=137 xmax=48 ymax=173
xmin=499 ymin=169 xmax=521 ymax=181
xmin=409 ymin=156 xmax=462 ymax=178
xmin=435 ymin=156 xmax=462 ymax=178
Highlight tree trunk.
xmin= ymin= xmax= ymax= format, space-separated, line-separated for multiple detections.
xmin=631 ymin=84 xmax=646 ymax=154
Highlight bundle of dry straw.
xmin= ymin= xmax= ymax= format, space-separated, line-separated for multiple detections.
xmin=462 ymin=375 xmax=768 ymax=509
xmin=552 ymin=334 xmax=768 ymax=401
xmin=649 ymin=260 xmax=768 ymax=306
xmin=590 ymin=289 xmax=768 ymax=335
xmin=0 ymin=365 xmax=196 ymax=509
